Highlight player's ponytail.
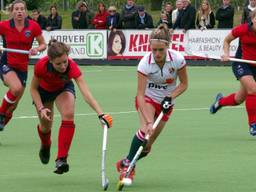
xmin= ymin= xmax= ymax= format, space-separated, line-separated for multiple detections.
xmin=47 ymin=39 xmax=70 ymax=60
xmin=150 ymin=24 xmax=170 ymax=45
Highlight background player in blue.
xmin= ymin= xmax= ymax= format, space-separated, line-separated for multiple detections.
xmin=116 ymin=24 xmax=188 ymax=185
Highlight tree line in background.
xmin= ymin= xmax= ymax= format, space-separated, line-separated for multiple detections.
xmin=1 ymin=0 xmax=246 ymax=11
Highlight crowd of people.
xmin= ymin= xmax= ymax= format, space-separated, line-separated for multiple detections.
xmin=1 ymin=0 xmax=254 ymax=32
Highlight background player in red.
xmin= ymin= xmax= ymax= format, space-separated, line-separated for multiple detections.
xmin=30 ymin=39 xmax=113 ymax=174
xmin=116 ymin=24 xmax=188 ymax=185
xmin=210 ymin=9 xmax=256 ymax=136
xmin=0 ymin=0 xmax=46 ymax=131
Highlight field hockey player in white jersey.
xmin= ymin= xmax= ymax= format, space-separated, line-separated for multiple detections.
xmin=116 ymin=24 xmax=188 ymax=186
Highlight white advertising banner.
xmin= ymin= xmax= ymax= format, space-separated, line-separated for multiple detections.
xmin=186 ymin=29 xmax=239 ymax=58
xmin=33 ymin=30 xmax=107 ymax=59
xmin=107 ymin=30 xmax=186 ymax=59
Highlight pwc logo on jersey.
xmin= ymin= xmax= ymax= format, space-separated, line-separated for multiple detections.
xmin=24 ymin=30 xmax=32 ymax=38
xmin=169 ymin=67 xmax=175 ymax=73
xmin=148 ymin=83 xmax=167 ymax=90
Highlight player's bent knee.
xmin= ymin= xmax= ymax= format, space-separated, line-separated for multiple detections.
xmin=246 ymin=88 xmax=256 ymax=95
xmin=61 ymin=112 xmax=74 ymax=121
xmin=10 ymin=86 xmax=23 ymax=96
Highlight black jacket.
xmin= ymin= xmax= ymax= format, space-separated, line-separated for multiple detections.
xmin=35 ymin=15 xmax=47 ymax=30
xmin=216 ymin=5 xmax=234 ymax=28
xmin=135 ymin=12 xmax=154 ymax=29
xmin=106 ymin=13 xmax=122 ymax=29
xmin=173 ymin=4 xmax=196 ymax=30
xmin=71 ymin=10 xmax=94 ymax=29
xmin=196 ymin=11 xmax=215 ymax=29
xmin=120 ymin=5 xmax=137 ymax=29
xmin=241 ymin=6 xmax=255 ymax=24
xmin=46 ymin=14 xmax=62 ymax=30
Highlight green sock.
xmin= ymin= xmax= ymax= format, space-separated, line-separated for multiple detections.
xmin=127 ymin=130 xmax=145 ymax=161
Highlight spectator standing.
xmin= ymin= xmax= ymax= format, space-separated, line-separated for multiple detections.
xmin=106 ymin=6 xmax=122 ymax=31
xmin=173 ymin=0 xmax=196 ymax=32
xmin=157 ymin=11 xmax=172 ymax=28
xmin=71 ymin=1 xmax=94 ymax=29
xmin=242 ymin=0 xmax=256 ymax=23
xmin=164 ymin=2 xmax=173 ymax=28
xmin=196 ymin=0 xmax=215 ymax=30
xmin=135 ymin=5 xmax=154 ymax=29
xmin=32 ymin=9 xmax=47 ymax=30
xmin=46 ymin=5 xmax=62 ymax=31
xmin=92 ymin=2 xmax=109 ymax=29
xmin=216 ymin=0 xmax=234 ymax=28
xmin=172 ymin=0 xmax=184 ymax=25
xmin=120 ymin=0 xmax=137 ymax=29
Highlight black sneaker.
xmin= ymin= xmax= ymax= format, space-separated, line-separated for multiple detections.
xmin=39 ymin=145 xmax=50 ymax=164
xmin=54 ymin=158 xmax=69 ymax=174
xmin=210 ymin=93 xmax=223 ymax=114
xmin=0 ymin=114 xmax=6 ymax=131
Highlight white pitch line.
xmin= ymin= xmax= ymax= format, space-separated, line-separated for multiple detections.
xmin=12 ymin=106 xmax=244 ymax=120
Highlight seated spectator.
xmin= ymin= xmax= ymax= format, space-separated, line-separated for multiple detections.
xmin=216 ymin=0 xmax=234 ymax=28
xmin=157 ymin=11 xmax=172 ymax=28
xmin=92 ymin=2 xmax=109 ymax=29
xmin=242 ymin=0 xmax=256 ymax=23
xmin=46 ymin=5 xmax=62 ymax=31
xmin=172 ymin=0 xmax=184 ymax=25
xmin=173 ymin=0 xmax=196 ymax=32
xmin=71 ymin=1 xmax=94 ymax=29
xmin=106 ymin=6 xmax=122 ymax=31
xmin=135 ymin=5 xmax=153 ymax=29
xmin=164 ymin=2 xmax=173 ymax=28
xmin=32 ymin=9 xmax=47 ymax=30
xmin=120 ymin=0 xmax=137 ymax=29
xmin=196 ymin=0 xmax=215 ymax=30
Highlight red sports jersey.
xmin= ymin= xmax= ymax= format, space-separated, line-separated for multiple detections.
xmin=34 ymin=56 xmax=82 ymax=92
xmin=0 ymin=18 xmax=42 ymax=72
xmin=232 ymin=24 xmax=256 ymax=62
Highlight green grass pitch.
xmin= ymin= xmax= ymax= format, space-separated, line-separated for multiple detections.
xmin=0 ymin=65 xmax=255 ymax=192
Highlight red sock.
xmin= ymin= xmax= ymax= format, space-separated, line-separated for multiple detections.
xmin=245 ymin=94 xmax=256 ymax=125
xmin=0 ymin=90 xmax=17 ymax=114
xmin=219 ymin=93 xmax=237 ymax=106
xmin=57 ymin=120 xmax=75 ymax=159
xmin=37 ymin=125 xmax=51 ymax=148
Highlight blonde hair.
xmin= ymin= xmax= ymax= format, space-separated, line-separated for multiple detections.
xmin=150 ymin=24 xmax=170 ymax=45
xmin=47 ymin=39 xmax=70 ymax=60
xmin=197 ymin=0 xmax=211 ymax=20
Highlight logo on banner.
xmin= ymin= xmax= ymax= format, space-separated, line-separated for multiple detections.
xmin=86 ymin=33 xmax=104 ymax=57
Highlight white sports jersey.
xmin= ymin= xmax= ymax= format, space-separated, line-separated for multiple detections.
xmin=137 ymin=49 xmax=186 ymax=104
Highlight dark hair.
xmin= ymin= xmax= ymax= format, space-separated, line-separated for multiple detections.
xmin=150 ymin=24 xmax=170 ymax=45
xmin=47 ymin=39 xmax=70 ymax=60
xmin=10 ymin=0 xmax=27 ymax=11
xmin=32 ymin=9 xmax=40 ymax=14
xmin=107 ymin=31 xmax=126 ymax=56
xmin=98 ymin=2 xmax=106 ymax=13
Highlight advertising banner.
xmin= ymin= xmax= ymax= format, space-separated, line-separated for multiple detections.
xmin=107 ymin=30 xmax=186 ymax=59
xmin=186 ymin=29 xmax=238 ymax=58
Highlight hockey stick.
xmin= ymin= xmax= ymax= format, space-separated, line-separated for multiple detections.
xmin=101 ymin=124 xmax=109 ymax=191
xmin=0 ymin=47 xmax=30 ymax=54
xmin=185 ymin=48 xmax=256 ymax=65
xmin=117 ymin=111 xmax=164 ymax=191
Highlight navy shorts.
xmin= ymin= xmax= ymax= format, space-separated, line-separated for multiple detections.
xmin=0 ymin=52 xmax=27 ymax=86
xmin=38 ymin=81 xmax=76 ymax=104
xmin=232 ymin=62 xmax=256 ymax=80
